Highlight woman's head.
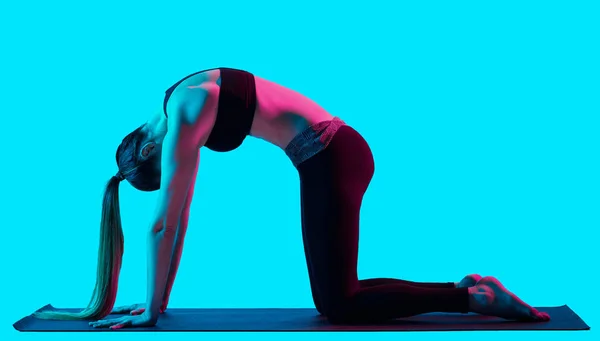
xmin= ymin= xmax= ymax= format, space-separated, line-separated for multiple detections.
xmin=115 ymin=124 xmax=163 ymax=192
xmin=33 ymin=121 xmax=166 ymax=321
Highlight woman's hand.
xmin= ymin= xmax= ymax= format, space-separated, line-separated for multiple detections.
xmin=89 ymin=312 xmax=157 ymax=330
xmin=111 ymin=303 xmax=166 ymax=315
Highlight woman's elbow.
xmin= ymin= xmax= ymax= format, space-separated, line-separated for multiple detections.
xmin=149 ymin=219 xmax=178 ymax=237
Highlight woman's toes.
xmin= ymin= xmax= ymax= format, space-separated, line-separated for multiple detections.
xmin=457 ymin=274 xmax=483 ymax=288
xmin=532 ymin=310 xmax=551 ymax=322
xmin=470 ymin=274 xmax=483 ymax=283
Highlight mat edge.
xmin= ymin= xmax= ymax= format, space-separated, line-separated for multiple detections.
xmin=13 ymin=304 xmax=54 ymax=332
xmin=14 ymin=304 xmax=590 ymax=332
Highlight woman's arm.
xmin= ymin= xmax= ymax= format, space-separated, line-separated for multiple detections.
xmin=161 ymin=154 xmax=199 ymax=311
xmin=145 ymin=132 xmax=198 ymax=321
xmin=144 ymin=81 xmax=218 ymax=321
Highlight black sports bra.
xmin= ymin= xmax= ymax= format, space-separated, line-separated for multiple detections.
xmin=163 ymin=67 xmax=257 ymax=152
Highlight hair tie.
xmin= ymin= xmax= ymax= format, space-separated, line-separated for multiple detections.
xmin=115 ymin=171 xmax=125 ymax=181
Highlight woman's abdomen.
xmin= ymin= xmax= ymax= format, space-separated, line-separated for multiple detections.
xmin=251 ymin=75 xmax=334 ymax=149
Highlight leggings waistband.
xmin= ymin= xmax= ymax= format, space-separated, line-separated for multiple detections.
xmin=284 ymin=117 xmax=346 ymax=167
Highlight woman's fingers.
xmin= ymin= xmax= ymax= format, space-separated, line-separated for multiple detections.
xmin=110 ymin=318 xmax=133 ymax=330
xmin=111 ymin=306 xmax=125 ymax=314
xmin=114 ymin=304 xmax=137 ymax=314
xmin=131 ymin=308 xmax=146 ymax=315
xmin=90 ymin=316 xmax=134 ymax=329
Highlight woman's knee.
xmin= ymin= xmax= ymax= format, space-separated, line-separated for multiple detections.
xmin=321 ymin=298 xmax=361 ymax=324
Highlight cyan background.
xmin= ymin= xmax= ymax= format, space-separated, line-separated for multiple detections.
xmin=1 ymin=1 xmax=597 ymax=341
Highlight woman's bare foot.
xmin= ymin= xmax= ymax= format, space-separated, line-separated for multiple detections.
xmin=468 ymin=276 xmax=550 ymax=322
xmin=456 ymin=274 xmax=483 ymax=288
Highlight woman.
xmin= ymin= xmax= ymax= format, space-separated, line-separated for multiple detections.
xmin=34 ymin=67 xmax=550 ymax=329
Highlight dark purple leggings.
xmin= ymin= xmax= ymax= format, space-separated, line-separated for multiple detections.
xmin=297 ymin=125 xmax=469 ymax=323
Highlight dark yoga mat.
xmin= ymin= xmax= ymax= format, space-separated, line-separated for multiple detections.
xmin=14 ymin=304 xmax=590 ymax=332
